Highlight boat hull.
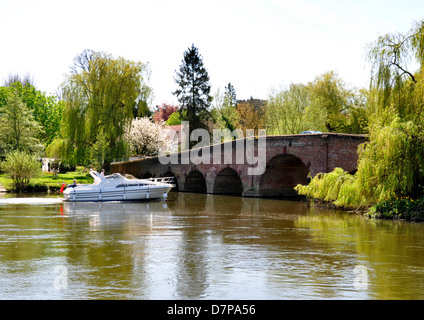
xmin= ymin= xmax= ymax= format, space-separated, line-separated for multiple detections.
xmin=63 ymin=186 xmax=172 ymax=202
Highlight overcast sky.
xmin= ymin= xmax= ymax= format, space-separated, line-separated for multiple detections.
xmin=1 ymin=0 xmax=424 ymax=107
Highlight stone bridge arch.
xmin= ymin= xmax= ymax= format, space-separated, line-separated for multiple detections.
xmin=213 ymin=167 xmax=244 ymax=196
xmin=258 ymin=153 xmax=309 ymax=198
xmin=185 ymin=170 xmax=207 ymax=193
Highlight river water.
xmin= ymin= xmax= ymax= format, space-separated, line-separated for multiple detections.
xmin=0 ymin=191 xmax=423 ymax=300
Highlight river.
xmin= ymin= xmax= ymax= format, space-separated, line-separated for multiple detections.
xmin=0 ymin=191 xmax=423 ymax=300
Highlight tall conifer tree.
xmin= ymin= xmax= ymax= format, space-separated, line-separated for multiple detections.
xmin=173 ymin=44 xmax=212 ymax=138
xmin=224 ymin=82 xmax=237 ymax=108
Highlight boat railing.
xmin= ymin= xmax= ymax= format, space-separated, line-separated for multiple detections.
xmin=148 ymin=176 xmax=175 ymax=185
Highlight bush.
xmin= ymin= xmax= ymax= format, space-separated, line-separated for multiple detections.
xmin=368 ymin=196 xmax=424 ymax=221
xmin=0 ymin=151 xmax=41 ymax=191
xmin=295 ymin=167 xmax=366 ymax=208
xmin=58 ymin=162 xmax=75 ymax=173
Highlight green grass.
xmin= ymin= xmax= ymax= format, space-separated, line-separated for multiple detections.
xmin=0 ymin=169 xmax=94 ymax=192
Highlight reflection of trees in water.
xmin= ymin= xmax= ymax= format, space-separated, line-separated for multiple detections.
xmin=0 ymin=204 xmax=60 ymax=262
xmin=175 ymin=223 xmax=209 ymax=298
xmin=4 ymin=194 xmax=424 ymax=299
xmin=168 ymin=193 xmax=315 ymax=298
xmin=164 ymin=192 xmax=208 ymax=297
xmin=62 ymin=200 xmax=173 ymax=298
xmin=296 ymin=213 xmax=424 ymax=299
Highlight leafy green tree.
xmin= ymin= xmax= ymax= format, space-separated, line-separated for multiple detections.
xmin=1 ymin=150 xmax=41 ymax=191
xmin=266 ymin=83 xmax=327 ymax=135
xmin=166 ymin=111 xmax=182 ymax=125
xmin=133 ymin=64 xmax=153 ymax=118
xmin=210 ymin=87 xmax=239 ymax=132
xmin=134 ymin=99 xmax=153 ymax=118
xmin=0 ymin=81 xmax=63 ymax=146
xmin=0 ymin=90 xmax=43 ymax=156
xmin=61 ymin=50 xmax=151 ymax=169
xmin=173 ymin=44 xmax=212 ymax=139
xmin=266 ymin=73 xmax=367 ymax=136
xmin=308 ymin=71 xmax=354 ymax=132
xmin=45 ymin=138 xmax=65 ymax=159
xmin=214 ymin=105 xmax=239 ymax=132
xmin=341 ymin=88 xmax=369 ymax=134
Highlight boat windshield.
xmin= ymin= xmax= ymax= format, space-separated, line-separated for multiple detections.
xmin=104 ymin=173 xmax=124 ymax=180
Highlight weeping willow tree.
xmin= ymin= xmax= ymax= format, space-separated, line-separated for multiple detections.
xmin=367 ymin=20 xmax=424 ymax=119
xmin=296 ymin=20 xmax=424 ymax=207
xmin=61 ymin=50 xmax=151 ymax=169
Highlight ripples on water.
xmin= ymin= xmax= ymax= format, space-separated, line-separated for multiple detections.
xmin=0 ymin=192 xmax=424 ymax=299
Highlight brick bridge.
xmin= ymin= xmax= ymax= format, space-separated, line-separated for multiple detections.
xmin=111 ymin=133 xmax=367 ymax=198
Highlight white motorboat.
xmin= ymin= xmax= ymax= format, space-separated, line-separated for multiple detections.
xmin=63 ymin=171 xmax=174 ymax=202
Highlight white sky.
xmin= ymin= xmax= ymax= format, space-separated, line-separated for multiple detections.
xmin=1 ymin=0 xmax=424 ymax=107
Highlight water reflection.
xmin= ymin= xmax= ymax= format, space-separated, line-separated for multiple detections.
xmin=297 ymin=213 xmax=424 ymax=299
xmin=0 ymin=192 xmax=423 ymax=299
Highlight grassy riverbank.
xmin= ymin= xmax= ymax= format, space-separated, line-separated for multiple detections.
xmin=0 ymin=168 xmax=94 ymax=193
